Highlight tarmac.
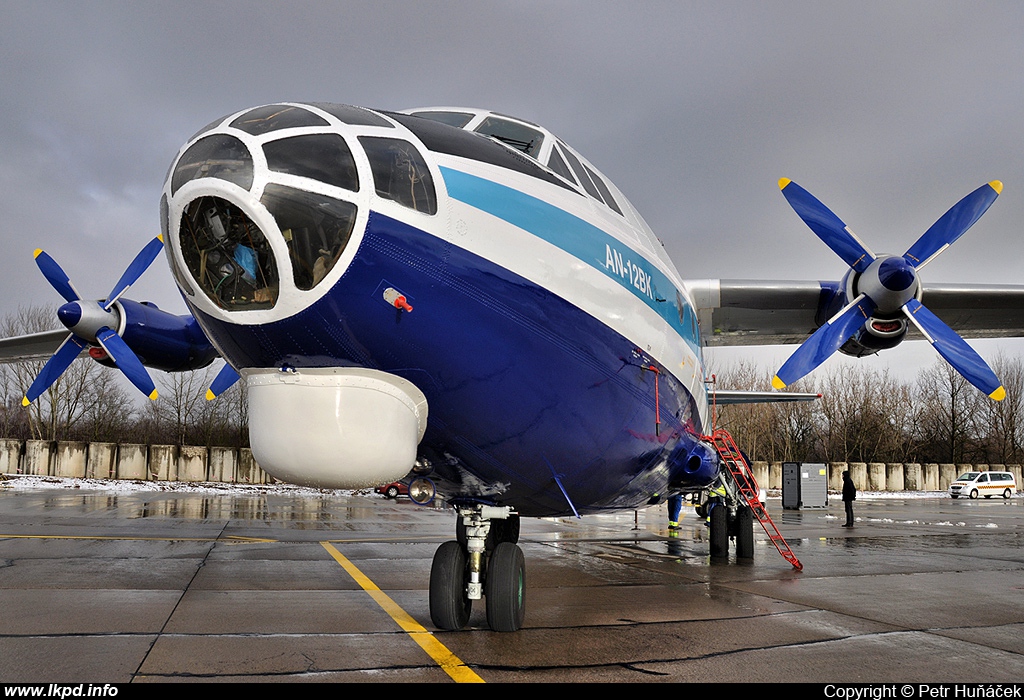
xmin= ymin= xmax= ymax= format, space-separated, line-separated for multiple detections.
xmin=0 ymin=482 xmax=1022 ymax=683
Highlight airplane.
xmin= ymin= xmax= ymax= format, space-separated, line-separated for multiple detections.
xmin=2 ymin=102 xmax=1024 ymax=633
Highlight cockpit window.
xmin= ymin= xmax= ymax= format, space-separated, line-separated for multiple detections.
xmin=358 ymin=137 xmax=437 ymax=215
xmin=546 ymin=145 xmax=576 ymax=184
xmin=474 ymin=117 xmax=544 ymax=158
xmin=171 ymin=134 xmax=253 ymax=195
xmin=179 ymin=196 xmax=280 ymax=310
xmin=307 ymin=103 xmax=394 ymax=128
xmin=229 ymin=105 xmax=329 ymax=136
xmin=584 ymin=163 xmax=623 ymax=215
xmin=163 ymin=194 xmax=193 ymax=297
xmin=558 ymin=141 xmax=603 ymax=202
xmin=410 ymin=111 xmax=475 ymax=128
xmin=261 ymin=184 xmax=358 ymax=291
xmin=263 ymin=134 xmax=359 ymax=192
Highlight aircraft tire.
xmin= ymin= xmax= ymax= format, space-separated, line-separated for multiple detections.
xmin=709 ymin=503 xmax=728 ymax=559
xmin=429 ymin=541 xmax=471 ymax=630
xmin=485 ymin=542 xmax=526 ymax=632
xmin=735 ymin=505 xmax=754 ymax=559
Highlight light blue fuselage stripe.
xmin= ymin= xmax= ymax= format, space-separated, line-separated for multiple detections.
xmin=439 ymin=166 xmax=700 ymax=352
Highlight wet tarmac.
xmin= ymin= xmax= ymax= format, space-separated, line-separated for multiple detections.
xmin=0 ymin=485 xmax=1023 ymax=683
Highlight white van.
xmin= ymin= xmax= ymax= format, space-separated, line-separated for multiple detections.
xmin=949 ymin=471 xmax=1017 ymax=499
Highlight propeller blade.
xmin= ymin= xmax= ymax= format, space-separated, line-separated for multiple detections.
xmin=22 ymin=334 xmax=88 ymax=405
xmin=902 ymin=299 xmax=1005 ymax=400
xmin=95 ymin=327 xmax=158 ymax=400
xmin=773 ymin=295 xmax=876 ymax=389
xmin=206 ymin=363 xmax=241 ymax=400
xmin=33 ymin=250 xmax=81 ymax=303
xmin=103 ymin=236 xmax=164 ymax=310
xmin=903 ymin=181 xmax=1002 ymax=270
xmin=779 ymin=178 xmax=876 ymax=273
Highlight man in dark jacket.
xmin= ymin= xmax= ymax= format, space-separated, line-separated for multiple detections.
xmin=842 ymin=470 xmax=856 ymax=527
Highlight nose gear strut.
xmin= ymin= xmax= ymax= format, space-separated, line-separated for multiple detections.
xmin=429 ymin=504 xmax=525 ymax=632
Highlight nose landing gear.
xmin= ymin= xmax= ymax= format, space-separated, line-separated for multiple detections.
xmin=429 ymin=504 xmax=525 ymax=632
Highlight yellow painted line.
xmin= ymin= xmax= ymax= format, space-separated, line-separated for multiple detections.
xmin=0 ymin=533 xmax=278 ymax=544
xmin=0 ymin=532 xmax=446 ymax=544
xmin=0 ymin=533 xmax=224 ymax=542
xmin=320 ymin=541 xmax=484 ymax=683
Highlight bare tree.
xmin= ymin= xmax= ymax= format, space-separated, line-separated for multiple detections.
xmin=914 ymin=359 xmax=981 ymax=463
xmin=712 ymin=360 xmax=819 ymax=462
xmin=145 ymin=366 xmax=215 ymax=445
xmin=975 ymin=354 xmax=1024 ymax=464
xmin=142 ymin=362 xmax=247 ymax=446
xmin=815 ymin=365 xmax=915 ymax=464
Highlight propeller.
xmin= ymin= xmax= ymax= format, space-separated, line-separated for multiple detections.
xmin=206 ymin=363 xmax=241 ymax=401
xmin=22 ymin=236 xmax=165 ymax=405
xmin=773 ymin=179 xmax=1005 ymax=401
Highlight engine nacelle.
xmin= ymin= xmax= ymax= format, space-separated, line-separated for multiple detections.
xmin=246 ymin=367 xmax=428 ymax=489
xmin=839 ymin=315 xmax=910 ymax=357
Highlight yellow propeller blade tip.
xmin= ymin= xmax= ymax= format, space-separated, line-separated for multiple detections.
xmin=989 ymin=180 xmax=1003 ymax=195
xmin=778 ymin=178 xmax=791 ymax=190
xmin=21 ymin=396 xmax=30 ymax=407
xmin=33 ymin=249 xmax=42 ymax=259
xmin=157 ymin=234 xmax=164 ymax=243
xmin=148 ymin=390 xmax=159 ymax=401
xmin=771 ymin=375 xmax=787 ymax=390
xmin=205 ymin=389 xmax=216 ymax=401
xmin=990 ymin=386 xmax=1006 ymax=402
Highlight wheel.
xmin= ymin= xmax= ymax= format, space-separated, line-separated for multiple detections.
xmin=485 ymin=542 xmax=525 ymax=632
xmin=709 ymin=503 xmax=728 ymax=559
xmin=735 ymin=505 xmax=754 ymax=559
xmin=970 ymin=489 xmax=979 ymax=499
xmin=429 ymin=541 xmax=471 ymax=630
xmin=386 ymin=485 xmax=400 ymax=499
xmin=1004 ymin=488 xmax=1012 ymax=499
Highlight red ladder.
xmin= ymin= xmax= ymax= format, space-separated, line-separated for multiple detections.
xmin=707 ymin=428 xmax=803 ymax=571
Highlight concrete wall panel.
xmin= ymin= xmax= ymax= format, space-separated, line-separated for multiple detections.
xmin=54 ymin=441 xmax=87 ymax=478
xmin=177 ymin=446 xmax=207 ymax=482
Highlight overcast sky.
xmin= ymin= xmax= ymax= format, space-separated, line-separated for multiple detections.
xmin=2 ymin=1 xmax=1023 ymax=386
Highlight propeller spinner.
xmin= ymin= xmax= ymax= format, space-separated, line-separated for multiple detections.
xmin=772 ymin=179 xmax=1005 ymax=401
xmin=22 ymin=237 xmax=165 ymax=405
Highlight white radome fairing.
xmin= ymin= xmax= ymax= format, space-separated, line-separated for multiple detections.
xmin=245 ymin=367 xmax=428 ymax=488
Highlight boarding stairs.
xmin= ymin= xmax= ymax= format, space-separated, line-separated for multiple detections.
xmin=707 ymin=428 xmax=803 ymax=571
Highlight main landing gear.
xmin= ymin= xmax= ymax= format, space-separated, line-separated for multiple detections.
xmin=429 ymin=505 xmax=525 ymax=632
xmin=697 ymin=477 xmax=754 ymax=561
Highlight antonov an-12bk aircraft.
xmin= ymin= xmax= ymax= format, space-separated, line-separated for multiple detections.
xmin=4 ymin=103 xmax=1024 ymax=632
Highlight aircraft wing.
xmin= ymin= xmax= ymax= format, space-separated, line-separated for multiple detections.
xmin=711 ymin=390 xmax=821 ymax=404
xmin=687 ymin=279 xmax=1024 ymax=346
xmin=0 ymin=329 xmax=70 ymax=362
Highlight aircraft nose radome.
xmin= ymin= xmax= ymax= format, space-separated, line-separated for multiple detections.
xmin=57 ymin=302 xmax=82 ymax=329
